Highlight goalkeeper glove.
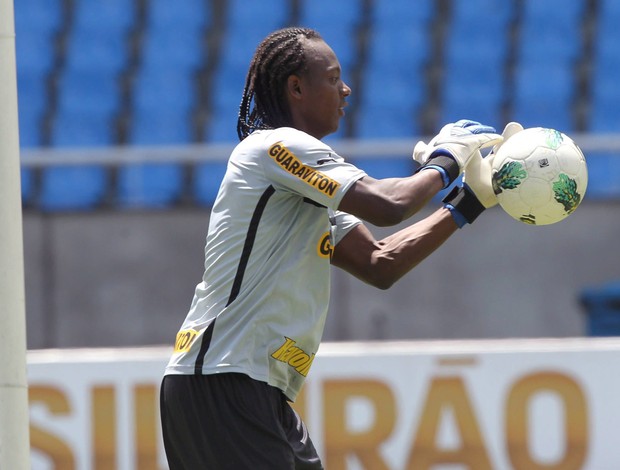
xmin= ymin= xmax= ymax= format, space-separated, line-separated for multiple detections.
xmin=413 ymin=120 xmax=503 ymax=188
xmin=462 ymin=122 xmax=525 ymax=209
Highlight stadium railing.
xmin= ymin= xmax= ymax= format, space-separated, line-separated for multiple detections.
xmin=20 ymin=133 xmax=620 ymax=209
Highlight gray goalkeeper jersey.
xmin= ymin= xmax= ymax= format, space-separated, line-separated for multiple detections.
xmin=164 ymin=127 xmax=365 ymax=401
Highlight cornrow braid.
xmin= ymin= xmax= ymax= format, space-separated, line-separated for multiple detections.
xmin=237 ymin=27 xmax=322 ymax=141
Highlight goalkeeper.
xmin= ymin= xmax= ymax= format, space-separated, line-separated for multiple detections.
xmin=160 ymin=26 xmax=519 ymax=470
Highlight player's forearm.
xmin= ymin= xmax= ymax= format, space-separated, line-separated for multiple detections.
xmin=367 ymin=207 xmax=458 ymax=289
xmin=339 ymin=170 xmax=444 ymax=227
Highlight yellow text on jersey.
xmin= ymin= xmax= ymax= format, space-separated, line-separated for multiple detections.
xmin=271 ymin=337 xmax=316 ymax=377
xmin=174 ymin=328 xmax=199 ymax=353
xmin=268 ymin=143 xmax=341 ymax=198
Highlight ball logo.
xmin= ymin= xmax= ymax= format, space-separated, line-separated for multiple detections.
xmin=317 ymin=232 xmax=333 ymax=259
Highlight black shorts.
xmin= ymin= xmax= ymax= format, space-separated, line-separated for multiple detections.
xmin=160 ymin=373 xmax=323 ymax=470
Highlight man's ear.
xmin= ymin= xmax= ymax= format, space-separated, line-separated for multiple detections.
xmin=287 ymin=75 xmax=303 ymax=101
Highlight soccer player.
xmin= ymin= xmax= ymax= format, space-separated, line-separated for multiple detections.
xmin=160 ymin=27 xmax=514 ymax=469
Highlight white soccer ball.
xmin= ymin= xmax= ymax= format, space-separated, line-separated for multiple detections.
xmin=491 ymin=127 xmax=588 ymax=225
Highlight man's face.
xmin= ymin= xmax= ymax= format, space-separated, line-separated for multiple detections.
xmin=290 ymin=39 xmax=351 ymax=139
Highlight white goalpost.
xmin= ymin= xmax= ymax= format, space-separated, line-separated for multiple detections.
xmin=0 ymin=0 xmax=31 ymax=468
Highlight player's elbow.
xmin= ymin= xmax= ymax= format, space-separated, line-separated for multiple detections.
xmin=366 ymin=272 xmax=398 ymax=290
xmin=372 ymin=276 xmax=396 ymax=290
xmin=360 ymin=260 xmax=400 ymax=290
xmin=366 ymin=201 xmax=409 ymax=227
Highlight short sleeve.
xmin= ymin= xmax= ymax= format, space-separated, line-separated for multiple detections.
xmin=261 ymin=128 xmax=366 ymax=209
xmin=329 ymin=210 xmax=362 ymax=246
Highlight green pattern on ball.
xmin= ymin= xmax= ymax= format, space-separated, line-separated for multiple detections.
xmin=553 ymin=173 xmax=581 ymax=214
xmin=492 ymin=161 xmax=527 ymax=194
xmin=545 ymin=129 xmax=564 ymax=149
xmin=519 ymin=214 xmax=537 ymax=225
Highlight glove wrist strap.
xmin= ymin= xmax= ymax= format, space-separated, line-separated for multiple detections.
xmin=418 ymin=154 xmax=460 ymax=186
xmin=442 ymin=186 xmax=485 ymax=226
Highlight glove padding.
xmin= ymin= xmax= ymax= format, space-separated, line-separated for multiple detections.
xmin=413 ymin=120 xmax=504 ymax=186
xmin=463 ymin=122 xmax=525 ymax=208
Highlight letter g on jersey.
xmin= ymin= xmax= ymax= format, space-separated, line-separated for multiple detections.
xmin=317 ymin=232 xmax=333 ymax=259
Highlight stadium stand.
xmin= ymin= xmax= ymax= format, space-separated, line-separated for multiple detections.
xmin=590 ymin=0 xmax=620 ymax=132
xmin=440 ymin=0 xmax=515 ymax=129
xmin=13 ymin=0 xmax=620 ymax=208
xmin=511 ymin=0 xmax=587 ymax=132
xmin=147 ymin=0 xmax=209 ymax=32
xmin=353 ymin=0 xmax=432 ymax=178
xmin=585 ymin=0 xmax=620 ymax=198
xmin=118 ymin=0 xmax=210 ymax=208
xmin=356 ymin=26 xmax=429 ymax=139
xmin=14 ymin=0 xmax=64 ymax=203
xmin=39 ymin=0 xmax=138 ymax=209
xmin=196 ymin=0 xmax=291 ymax=205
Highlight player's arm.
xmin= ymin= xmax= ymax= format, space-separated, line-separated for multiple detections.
xmin=338 ymin=120 xmax=502 ymax=227
xmin=331 ymin=208 xmax=458 ymax=289
xmin=338 ymin=170 xmax=444 ymax=226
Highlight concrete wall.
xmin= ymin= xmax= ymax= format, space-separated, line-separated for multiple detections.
xmin=23 ymin=201 xmax=620 ymax=349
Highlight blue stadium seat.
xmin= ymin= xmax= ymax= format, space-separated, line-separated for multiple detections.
xmin=120 ymin=111 xmax=191 ymax=208
xmin=512 ymin=63 xmax=576 ymax=132
xmin=206 ymin=57 xmax=250 ymax=142
xmin=588 ymin=0 xmax=620 ymax=132
xmin=440 ymin=59 xmax=505 ymax=129
xmin=451 ymin=0 xmax=514 ymax=25
xmin=583 ymin=153 xmax=620 ymax=199
xmin=140 ymin=28 xmax=205 ymax=71
xmin=64 ymin=29 xmax=129 ymax=75
xmin=444 ymin=17 xmax=509 ymax=66
xmin=365 ymin=26 xmax=430 ymax=73
xmin=17 ymin=73 xmax=47 ymax=147
xmin=227 ymin=0 xmax=290 ymax=32
xmin=147 ymin=0 xmax=209 ymax=32
xmin=519 ymin=25 xmax=582 ymax=64
xmin=300 ymin=0 xmax=363 ymax=27
xmin=72 ymin=0 xmax=136 ymax=35
xmin=205 ymin=108 xmax=240 ymax=143
xmin=18 ymin=108 xmax=43 ymax=148
xmin=356 ymin=105 xmax=419 ymax=139
xmin=117 ymin=163 xmax=185 ymax=208
xmin=522 ymin=0 xmax=586 ymax=24
xmin=299 ymin=0 xmax=360 ymax=72
xmin=132 ymin=68 xmax=197 ymax=115
xmin=43 ymin=111 xmax=112 ymax=210
xmin=21 ymin=168 xmax=34 ymax=205
xmin=356 ymin=22 xmax=430 ymax=139
xmin=590 ymin=80 xmax=620 ymax=131
xmin=597 ymin=0 xmax=620 ymax=35
xmin=15 ymin=31 xmax=57 ymax=75
xmin=14 ymin=0 xmax=61 ymax=149
xmin=204 ymin=0 xmax=290 ymax=144
xmin=51 ymin=112 xmax=116 ymax=147
xmin=356 ymin=61 xmax=425 ymax=138
xmin=370 ymin=0 xmax=434 ymax=24
xmin=362 ymin=62 xmax=425 ymax=106
xmin=442 ymin=0 xmax=510 ymax=128
xmin=56 ymin=70 xmax=121 ymax=118
xmin=518 ymin=0 xmax=585 ymax=63
xmin=14 ymin=0 xmax=63 ymax=36
xmin=46 ymin=111 xmax=111 ymax=210
xmin=130 ymin=110 xmax=193 ymax=145
xmin=39 ymin=165 xmax=108 ymax=211
xmin=193 ymin=161 xmax=229 ymax=206
xmin=590 ymin=61 xmax=620 ymax=132
xmin=352 ymin=158 xmax=414 ymax=180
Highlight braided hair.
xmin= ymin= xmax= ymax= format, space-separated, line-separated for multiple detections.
xmin=237 ymin=27 xmax=322 ymax=141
